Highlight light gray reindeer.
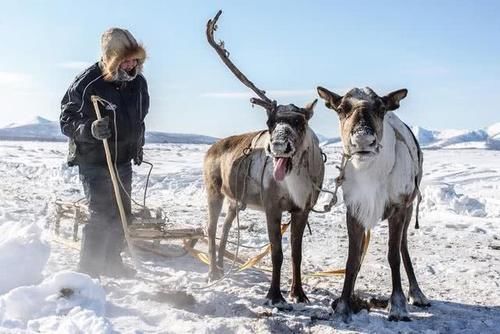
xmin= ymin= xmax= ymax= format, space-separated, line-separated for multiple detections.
xmin=317 ymin=86 xmax=430 ymax=322
xmin=203 ymin=11 xmax=324 ymax=308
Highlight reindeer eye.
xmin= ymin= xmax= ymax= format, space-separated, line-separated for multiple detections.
xmin=266 ymin=119 xmax=275 ymax=129
xmin=291 ymin=117 xmax=304 ymax=127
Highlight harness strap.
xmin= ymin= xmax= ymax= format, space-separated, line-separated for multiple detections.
xmin=391 ymin=122 xmax=424 ymax=229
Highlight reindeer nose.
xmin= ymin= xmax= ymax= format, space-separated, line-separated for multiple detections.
xmin=271 ymin=141 xmax=286 ymax=153
xmin=351 ymin=132 xmax=376 ymax=148
xmin=271 ymin=140 xmax=295 ymax=155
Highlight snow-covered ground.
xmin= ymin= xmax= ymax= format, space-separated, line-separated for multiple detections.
xmin=0 ymin=140 xmax=499 ymax=333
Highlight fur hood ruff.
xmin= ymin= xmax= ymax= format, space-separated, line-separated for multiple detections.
xmin=100 ymin=27 xmax=146 ymax=81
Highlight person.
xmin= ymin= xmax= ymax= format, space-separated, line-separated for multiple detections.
xmin=60 ymin=28 xmax=149 ymax=278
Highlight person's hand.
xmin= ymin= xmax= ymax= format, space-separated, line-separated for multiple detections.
xmin=91 ymin=116 xmax=111 ymax=140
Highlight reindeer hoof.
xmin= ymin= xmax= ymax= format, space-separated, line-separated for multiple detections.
xmin=412 ymin=300 xmax=431 ymax=308
xmin=289 ymin=289 xmax=310 ymax=304
xmin=332 ymin=299 xmax=353 ymax=323
xmin=389 ymin=293 xmax=410 ymax=322
xmin=388 ymin=314 xmax=411 ymax=322
xmin=408 ymin=288 xmax=431 ymax=307
xmin=291 ymin=295 xmax=310 ymax=304
xmin=265 ymin=291 xmax=292 ymax=310
xmin=207 ymin=268 xmax=223 ymax=282
xmin=265 ymin=299 xmax=293 ymax=311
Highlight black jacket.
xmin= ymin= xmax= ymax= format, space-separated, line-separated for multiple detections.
xmin=60 ymin=62 xmax=149 ymax=166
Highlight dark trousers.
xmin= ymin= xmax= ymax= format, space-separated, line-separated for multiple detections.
xmin=78 ymin=162 xmax=132 ymax=275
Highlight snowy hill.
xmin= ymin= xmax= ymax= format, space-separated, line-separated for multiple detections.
xmin=145 ymin=131 xmax=217 ymax=145
xmin=1 ymin=117 xmax=499 ymax=149
xmin=486 ymin=122 xmax=500 ymax=149
xmin=320 ymin=123 xmax=500 ymax=150
xmin=410 ymin=126 xmax=492 ymax=149
xmin=0 ymin=116 xmax=64 ymax=142
xmin=0 ymin=117 xmax=218 ymax=144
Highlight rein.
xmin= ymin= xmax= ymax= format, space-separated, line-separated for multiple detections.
xmin=311 ymin=152 xmax=351 ymax=214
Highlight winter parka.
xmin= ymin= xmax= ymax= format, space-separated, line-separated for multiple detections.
xmin=60 ymin=62 xmax=149 ymax=166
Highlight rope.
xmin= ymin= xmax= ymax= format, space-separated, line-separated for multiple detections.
xmin=311 ymin=153 xmax=350 ymax=214
xmin=141 ymin=161 xmax=154 ymax=208
xmin=90 ymin=96 xmax=138 ymax=268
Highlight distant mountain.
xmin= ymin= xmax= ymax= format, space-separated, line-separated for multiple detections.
xmin=0 ymin=117 xmax=218 ymax=144
xmin=0 ymin=117 xmax=64 ymax=142
xmin=1 ymin=117 xmax=499 ymax=149
xmin=315 ymin=133 xmax=341 ymax=146
xmin=145 ymin=131 xmax=217 ymax=144
xmin=410 ymin=125 xmax=499 ymax=150
xmin=486 ymin=122 xmax=500 ymax=149
xmin=320 ymin=123 xmax=500 ymax=150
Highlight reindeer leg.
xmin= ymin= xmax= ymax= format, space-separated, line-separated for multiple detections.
xmin=334 ymin=211 xmax=365 ymax=323
xmin=401 ymin=206 xmax=430 ymax=307
xmin=387 ymin=206 xmax=411 ymax=321
xmin=207 ymin=193 xmax=224 ymax=282
xmin=217 ymin=203 xmax=237 ymax=269
xmin=265 ymin=208 xmax=290 ymax=309
xmin=289 ymin=210 xmax=309 ymax=303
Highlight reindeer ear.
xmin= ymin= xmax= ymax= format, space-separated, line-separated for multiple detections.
xmin=382 ymin=89 xmax=408 ymax=111
xmin=303 ymin=99 xmax=317 ymax=120
xmin=317 ymin=86 xmax=343 ymax=111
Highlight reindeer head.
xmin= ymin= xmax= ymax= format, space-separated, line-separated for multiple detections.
xmin=265 ymin=100 xmax=317 ymax=181
xmin=317 ymin=86 xmax=407 ymax=164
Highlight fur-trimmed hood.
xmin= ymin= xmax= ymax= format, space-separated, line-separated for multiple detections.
xmin=100 ymin=28 xmax=146 ymax=81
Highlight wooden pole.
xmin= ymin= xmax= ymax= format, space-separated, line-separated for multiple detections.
xmin=90 ymin=95 xmax=135 ymax=259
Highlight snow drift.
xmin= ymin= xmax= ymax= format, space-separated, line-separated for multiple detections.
xmin=421 ymin=183 xmax=487 ymax=217
xmin=0 ymin=271 xmax=110 ymax=333
xmin=0 ymin=222 xmax=50 ymax=294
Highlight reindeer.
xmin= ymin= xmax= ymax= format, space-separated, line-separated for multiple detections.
xmin=317 ymin=86 xmax=430 ymax=322
xmin=203 ymin=11 xmax=325 ymax=308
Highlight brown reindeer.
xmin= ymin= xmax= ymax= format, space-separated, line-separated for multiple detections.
xmin=317 ymin=86 xmax=430 ymax=322
xmin=203 ymin=11 xmax=325 ymax=308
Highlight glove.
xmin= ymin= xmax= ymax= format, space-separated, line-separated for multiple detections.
xmin=91 ymin=116 xmax=112 ymax=140
xmin=134 ymin=148 xmax=143 ymax=166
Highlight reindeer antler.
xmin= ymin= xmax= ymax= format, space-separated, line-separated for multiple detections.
xmin=206 ymin=10 xmax=276 ymax=111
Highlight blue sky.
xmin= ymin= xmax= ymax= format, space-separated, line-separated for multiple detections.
xmin=0 ymin=0 xmax=499 ymax=138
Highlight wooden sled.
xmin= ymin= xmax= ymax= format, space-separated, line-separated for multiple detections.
xmin=50 ymin=198 xmax=205 ymax=258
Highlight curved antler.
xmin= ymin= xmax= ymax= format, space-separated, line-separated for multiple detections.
xmin=206 ymin=10 xmax=276 ymax=110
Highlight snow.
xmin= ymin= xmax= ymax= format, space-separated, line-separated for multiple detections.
xmin=0 ymin=140 xmax=499 ymax=333
xmin=421 ymin=183 xmax=486 ymax=217
xmin=0 ymin=222 xmax=49 ymax=294
xmin=486 ymin=122 xmax=500 ymax=139
xmin=0 ymin=271 xmax=109 ymax=333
